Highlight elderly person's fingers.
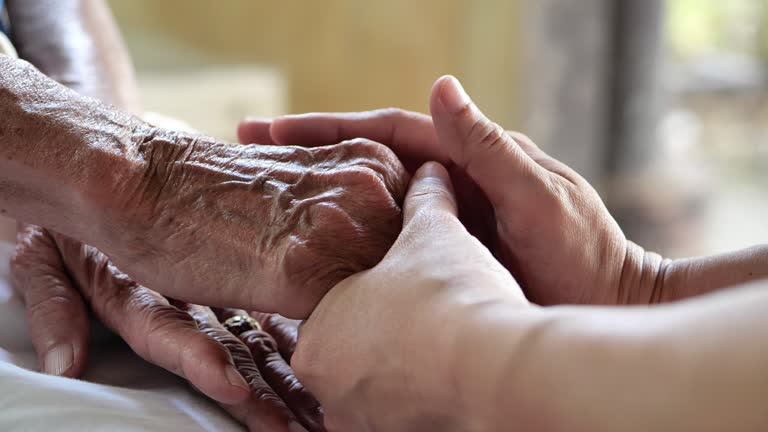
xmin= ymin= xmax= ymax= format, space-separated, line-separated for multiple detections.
xmin=11 ymin=224 xmax=90 ymax=378
xmin=251 ymin=312 xmax=299 ymax=363
xmin=218 ymin=309 xmax=324 ymax=431
xmin=187 ymin=306 xmax=315 ymax=432
xmin=429 ymin=75 xmax=550 ymax=212
xmin=47 ymin=235 xmax=251 ymax=404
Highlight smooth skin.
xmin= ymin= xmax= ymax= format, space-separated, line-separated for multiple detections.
xmin=240 ymin=76 xmax=768 ymax=431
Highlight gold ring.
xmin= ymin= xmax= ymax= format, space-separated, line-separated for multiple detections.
xmin=222 ymin=315 xmax=262 ymax=335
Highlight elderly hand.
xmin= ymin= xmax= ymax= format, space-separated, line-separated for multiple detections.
xmin=239 ymin=76 xmax=666 ymax=306
xmin=112 ymin=131 xmax=408 ymax=318
xmin=0 ymin=57 xmax=408 ymax=318
xmin=12 ymin=225 xmax=323 ymax=432
xmin=291 ymin=162 xmax=527 ymax=431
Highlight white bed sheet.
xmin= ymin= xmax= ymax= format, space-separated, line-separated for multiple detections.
xmin=0 ymin=241 xmax=245 ymax=431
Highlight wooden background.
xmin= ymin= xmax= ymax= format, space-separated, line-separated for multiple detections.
xmin=108 ymin=0 xmax=528 ymax=128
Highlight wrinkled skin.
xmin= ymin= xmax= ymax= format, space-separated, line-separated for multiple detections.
xmin=12 ymin=225 xmax=324 ymax=432
xmin=239 ymin=76 xmax=664 ymax=307
xmin=1 ymin=57 xmax=409 ymax=317
xmin=115 ymin=130 xmax=409 ymax=317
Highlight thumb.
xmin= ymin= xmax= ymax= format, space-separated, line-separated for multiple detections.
xmin=402 ymin=161 xmax=458 ymax=226
xmin=12 ymin=226 xmax=89 ymax=378
xmin=429 ymin=75 xmax=545 ymax=211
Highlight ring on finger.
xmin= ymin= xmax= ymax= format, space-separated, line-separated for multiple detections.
xmin=222 ymin=315 xmax=263 ymax=336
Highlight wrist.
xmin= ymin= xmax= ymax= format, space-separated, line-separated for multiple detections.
xmin=0 ymin=56 xmax=140 ymax=237
xmin=432 ymin=299 xmax=542 ymax=431
xmin=618 ymin=241 xmax=673 ymax=305
xmin=79 ymin=123 xmax=221 ymax=259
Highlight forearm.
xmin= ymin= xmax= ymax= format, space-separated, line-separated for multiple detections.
xmin=7 ymin=0 xmax=139 ymax=111
xmin=658 ymin=245 xmax=768 ymax=301
xmin=454 ymin=285 xmax=768 ymax=431
xmin=0 ymin=55 xmax=142 ymax=238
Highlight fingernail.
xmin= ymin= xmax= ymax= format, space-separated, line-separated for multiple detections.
xmin=43 ymin=344 xmax=73 ymax=376
xmin=225 ymin=365 xmax=251 ymax=392
xmin=439 ymin=75 xmax=472 ymax=114
xmin=289 ymin=422 xmax=309 ymax=432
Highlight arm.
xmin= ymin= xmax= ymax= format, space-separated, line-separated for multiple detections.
xmin=457 ymin=282 xmax=768 ymax=431
xmin=3 ymin=0 xmax=141 ymax=227
xmin=7 ymin=0 xmax=139 ymax=110
xmin=0 ymin=55 xmax=407 ymax=314
xmin=0 ymin=55 xmax=145 ymax=239
xmin=656 ymin=246 xmax=768 ymax=302
xmin=0 ymin=0 xmax=137 ymax=242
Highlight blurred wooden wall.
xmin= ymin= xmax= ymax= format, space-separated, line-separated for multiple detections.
xmin=107 ymin=0 xmax=527 ymax=127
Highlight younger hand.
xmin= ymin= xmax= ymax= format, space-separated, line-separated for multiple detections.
xmin=239 ymin=76 xmax=665 ymax=306
xmin=292 ymin=163 xmax=526 ymax=431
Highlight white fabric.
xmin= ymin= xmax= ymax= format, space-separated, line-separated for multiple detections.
xmin=0 ymin=31 xmax=17 ymax=58
xmin=0 ymin=241 xmax=245 ymax=431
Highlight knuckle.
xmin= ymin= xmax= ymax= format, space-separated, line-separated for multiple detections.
xmin=202 ymin=325 xmax=249 ymax=355
xmin=240 ymin=330 xmax=280 ymax=356
xmin=474 ymin=120 xmax=508 ymax=153
xmin=11 ymin=229 xmax=52 ymax=275
xmin=26 ymin=294 xmax=79 ymax=322
xmin=10 ymin=247 xmax=31 ymax=279
xmin=336 ymin=167 xmax=392 ymax=201
xmin=92 ymin=280 xmax=129 ymax=322
xmin=407 ymin=208 xmax=460 ymax=237
xmin=248 ymin=385 xmax=288 ymax=415
xmin=342 ymin=137 xmax=381 ymax=153
xmin=460 ymin=105 xmax=513 ymax=152
xmin=143 ymin=304 xmax=197 ymax=335
xmin=341 ymin=138 xmax=397 ymax=164
xmin=377 ymin=107 xmax=408 ymax=121
xmin=409 ymin=183 xmax=451 ymax=202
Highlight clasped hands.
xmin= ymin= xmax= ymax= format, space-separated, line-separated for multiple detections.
xmin=12 ymin=74 xmax=666 ymax=431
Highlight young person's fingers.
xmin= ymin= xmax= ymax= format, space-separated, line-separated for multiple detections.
xmin=237 ymin=117 xmax=277 ymax=145
xmin=269 ymin=110 xmax=446 ymax=171
xmin=430 ymin=75 xmax=548 ymax=211
xmin=401 ymin=162 xmax=458 ymax=227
